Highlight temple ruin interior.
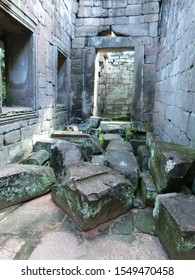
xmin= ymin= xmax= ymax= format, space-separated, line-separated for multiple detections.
xmin=0 ymin=0 xmax=194 ymax=261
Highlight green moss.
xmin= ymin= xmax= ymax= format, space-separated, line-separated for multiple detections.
xmin=98 ymin=132 xmax=104 ymax=147
xmin=0 ymin=168 xmax=55 ymax=205
xmin=144 ymin=122 xmax=154 ymax=132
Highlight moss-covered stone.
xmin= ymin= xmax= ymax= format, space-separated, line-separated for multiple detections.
xmin=0 ymin=164 xmax=55 ymax=210
xmin=125 ymin=122 xmax=153 ymax=142
xmin=149 ymin=140 xmax=195 ymax=193
xmin=137 ymin=145 xmax=150 ymax=171
xmin=154 ymin=193 xmax=195 ymax=260
xmin=140 ymin=171 xmax=157 ymax=206
xmin=21 ymin=150 xmax=50 ymax=166
xmin=51 ymin=164 xmax=136 ymax=231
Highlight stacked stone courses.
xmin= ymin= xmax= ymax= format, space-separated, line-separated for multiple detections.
xmin=0 ymin=0 xmax=78 ymax=165
xmin=154 ymin=0 xmax=195 ymax=148
xmin=71 ymin=0 xmax=161 ymax=122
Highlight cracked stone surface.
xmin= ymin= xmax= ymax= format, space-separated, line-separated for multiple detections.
xmin=0 ymin=193 xmax=168 ymax=260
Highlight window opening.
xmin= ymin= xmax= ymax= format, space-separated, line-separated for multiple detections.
xmin=0 ymin=7 xmax=35 ymax=113
xmin=57 ymin=50 xmax=67 ymax=106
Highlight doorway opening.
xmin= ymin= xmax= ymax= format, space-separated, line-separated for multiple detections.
xmin=93 ymin=49 xmax=135 ymax=121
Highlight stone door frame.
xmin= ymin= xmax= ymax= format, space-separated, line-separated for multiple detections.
xmin=85 ymin=36 xmax=144 ymax=121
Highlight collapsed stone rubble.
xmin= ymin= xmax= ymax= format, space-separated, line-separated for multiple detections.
xmin=0 ymin=120 xmax=194 ymax=259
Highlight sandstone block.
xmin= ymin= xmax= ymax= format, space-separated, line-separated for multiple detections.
xmin=4 ymin=130 xmax=21 ymax=145
xmin=142 ymin=2 xmax=159 ymax=14
xmin=106 ymin=139 xmax=134 ymax=153
xmin=50 ymin=140 xmax=83 ymax=179
xmin=113 ymin=23 xmax=148 ymax=36
xmin=22 ymin=150 xmax=50 ymax=166
xmin=102 ymin=133 xmax=123 ymax=149
xmin=0 ymin=164 xmax=55 ymax=210
xmin=154 ymin=193 xmax=195 ymax=259
xmin=33 ymin=138 xmax=56 ymax=156
xmin=51 ymin=164 xmax=135 ymax=231
xmin=140 ymin=171 xmax=157 ymax=206
xmin=149 ymin=140 xmax=195 ymax=193
xmin=104 ymin=150 xmax=139 ymax=188
xmin=137 ymin=145 xmax=150 ymax=171
xmin=126 ymin=4 xmax=142 ymax=16
xmin=103 ymin=0 xmax=127 ymax=9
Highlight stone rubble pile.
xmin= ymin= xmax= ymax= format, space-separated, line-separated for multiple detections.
xmin=0 ymin=120 xmax=194 ymax=259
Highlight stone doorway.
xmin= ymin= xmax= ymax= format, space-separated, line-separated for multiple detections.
xmin=94 ymin=50 xmax=135 ymax=120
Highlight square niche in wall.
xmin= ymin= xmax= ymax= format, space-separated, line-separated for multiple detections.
xmin=57 ymin=50 xmax=67 ymax=106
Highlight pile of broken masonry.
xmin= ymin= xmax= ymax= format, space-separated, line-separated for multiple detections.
xmin=0 ymin=120 xmax=195 ymax=260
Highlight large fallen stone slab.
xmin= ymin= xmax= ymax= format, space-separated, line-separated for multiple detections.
xmin=50 ymin=140 xmax=83 ymax=179
xmin=0 ymin=164 xmax=55 ymax=210
xmin=104 ymin=149 xmax=140 ymax=188
xmin=51 ymin=130 xmax=103 ymax=155
xmin=149 ymin=140 xmax=195 ymax=193
xmin=51 ymin=163 xmax=136 ymax=231
xmin=153 ymin=193 xmax=195 ymax=260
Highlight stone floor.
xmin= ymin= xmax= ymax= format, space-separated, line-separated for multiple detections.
xmin=0 ymin=193 xmax=168 ymax=260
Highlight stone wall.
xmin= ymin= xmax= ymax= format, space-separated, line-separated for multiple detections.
xmin=0 ymin=0 xmax=78 ymax=165
xmin=71 ymin=0 xmax=161 ymax=122
xmin=97 ymin=51 xmax=134 ymax=119
xmin=154 ymin=0 xmax=195 ymax=147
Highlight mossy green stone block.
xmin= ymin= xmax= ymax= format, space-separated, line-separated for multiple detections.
xmin=154 ymin=193 xmax=195 ymax=260
xmin=140 ymin=171 xmax=157 ymax=206
xmin=149 ymin=141 xmax=195 ymax=193
xmin=51 ymin=164 xmax=136 ymax=231
xmin=0 ymin=164 xmax=55 ymax=210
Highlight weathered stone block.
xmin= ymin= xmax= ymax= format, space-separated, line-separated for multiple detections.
xmin=75 ymin=25 xmax=98 ymax=37
xmin=140 ymin=171 xmax=157 ymax=206
xmin=149 ymin=140 xmax=195 ymax=193
xmin=146 ymin=131 xmax=161 ymax=150
xmin=130 ymin=138 xmax=146 ymax=156
xmin=102 ymin=133 xmax=123 ymax=149
xmin=137 ymin=145 xmax=150 ymax=171
xmin=113 ymin=23 xmax=148 ymax=36
xmin=51 ymin=130 xmax=103 ymax=155
xmin=0 ymin=164 xmax=55 ymax=210
xmin=4 ymin=130 xmax=21 ymax=145
xmin=50 ymin=140 xmax=83 ymax=179
xmin=51 ymin=164 xmax=135 ymax=231
xmin=72 ymin=38 xmax=85 ymax=49
xmin=153 ymin=193 xmax=195 ymax=259
xmin=33 ymin=138 xmax=56 ymax=156
xmin=92 ymin=7 xmax=108 ymax=17
xmin=21 ymin=150 xmax=50 ymax=166
xmin=103 ymin=0 xmax=127 ymax=9
xmin=126 ymin=4 xmax=142 ymax=16
xmin=106 ymin=139 xmax=134 ymax=153
xmin=125 ymin=122 xmax=153 ymax=141
xmin=78 ymin=6 xmax=92 ymax=17
xmin=104 ymin=150 xmax=139 ymax=188
xmin=142 ymin=2 xmax=159 ymax=14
